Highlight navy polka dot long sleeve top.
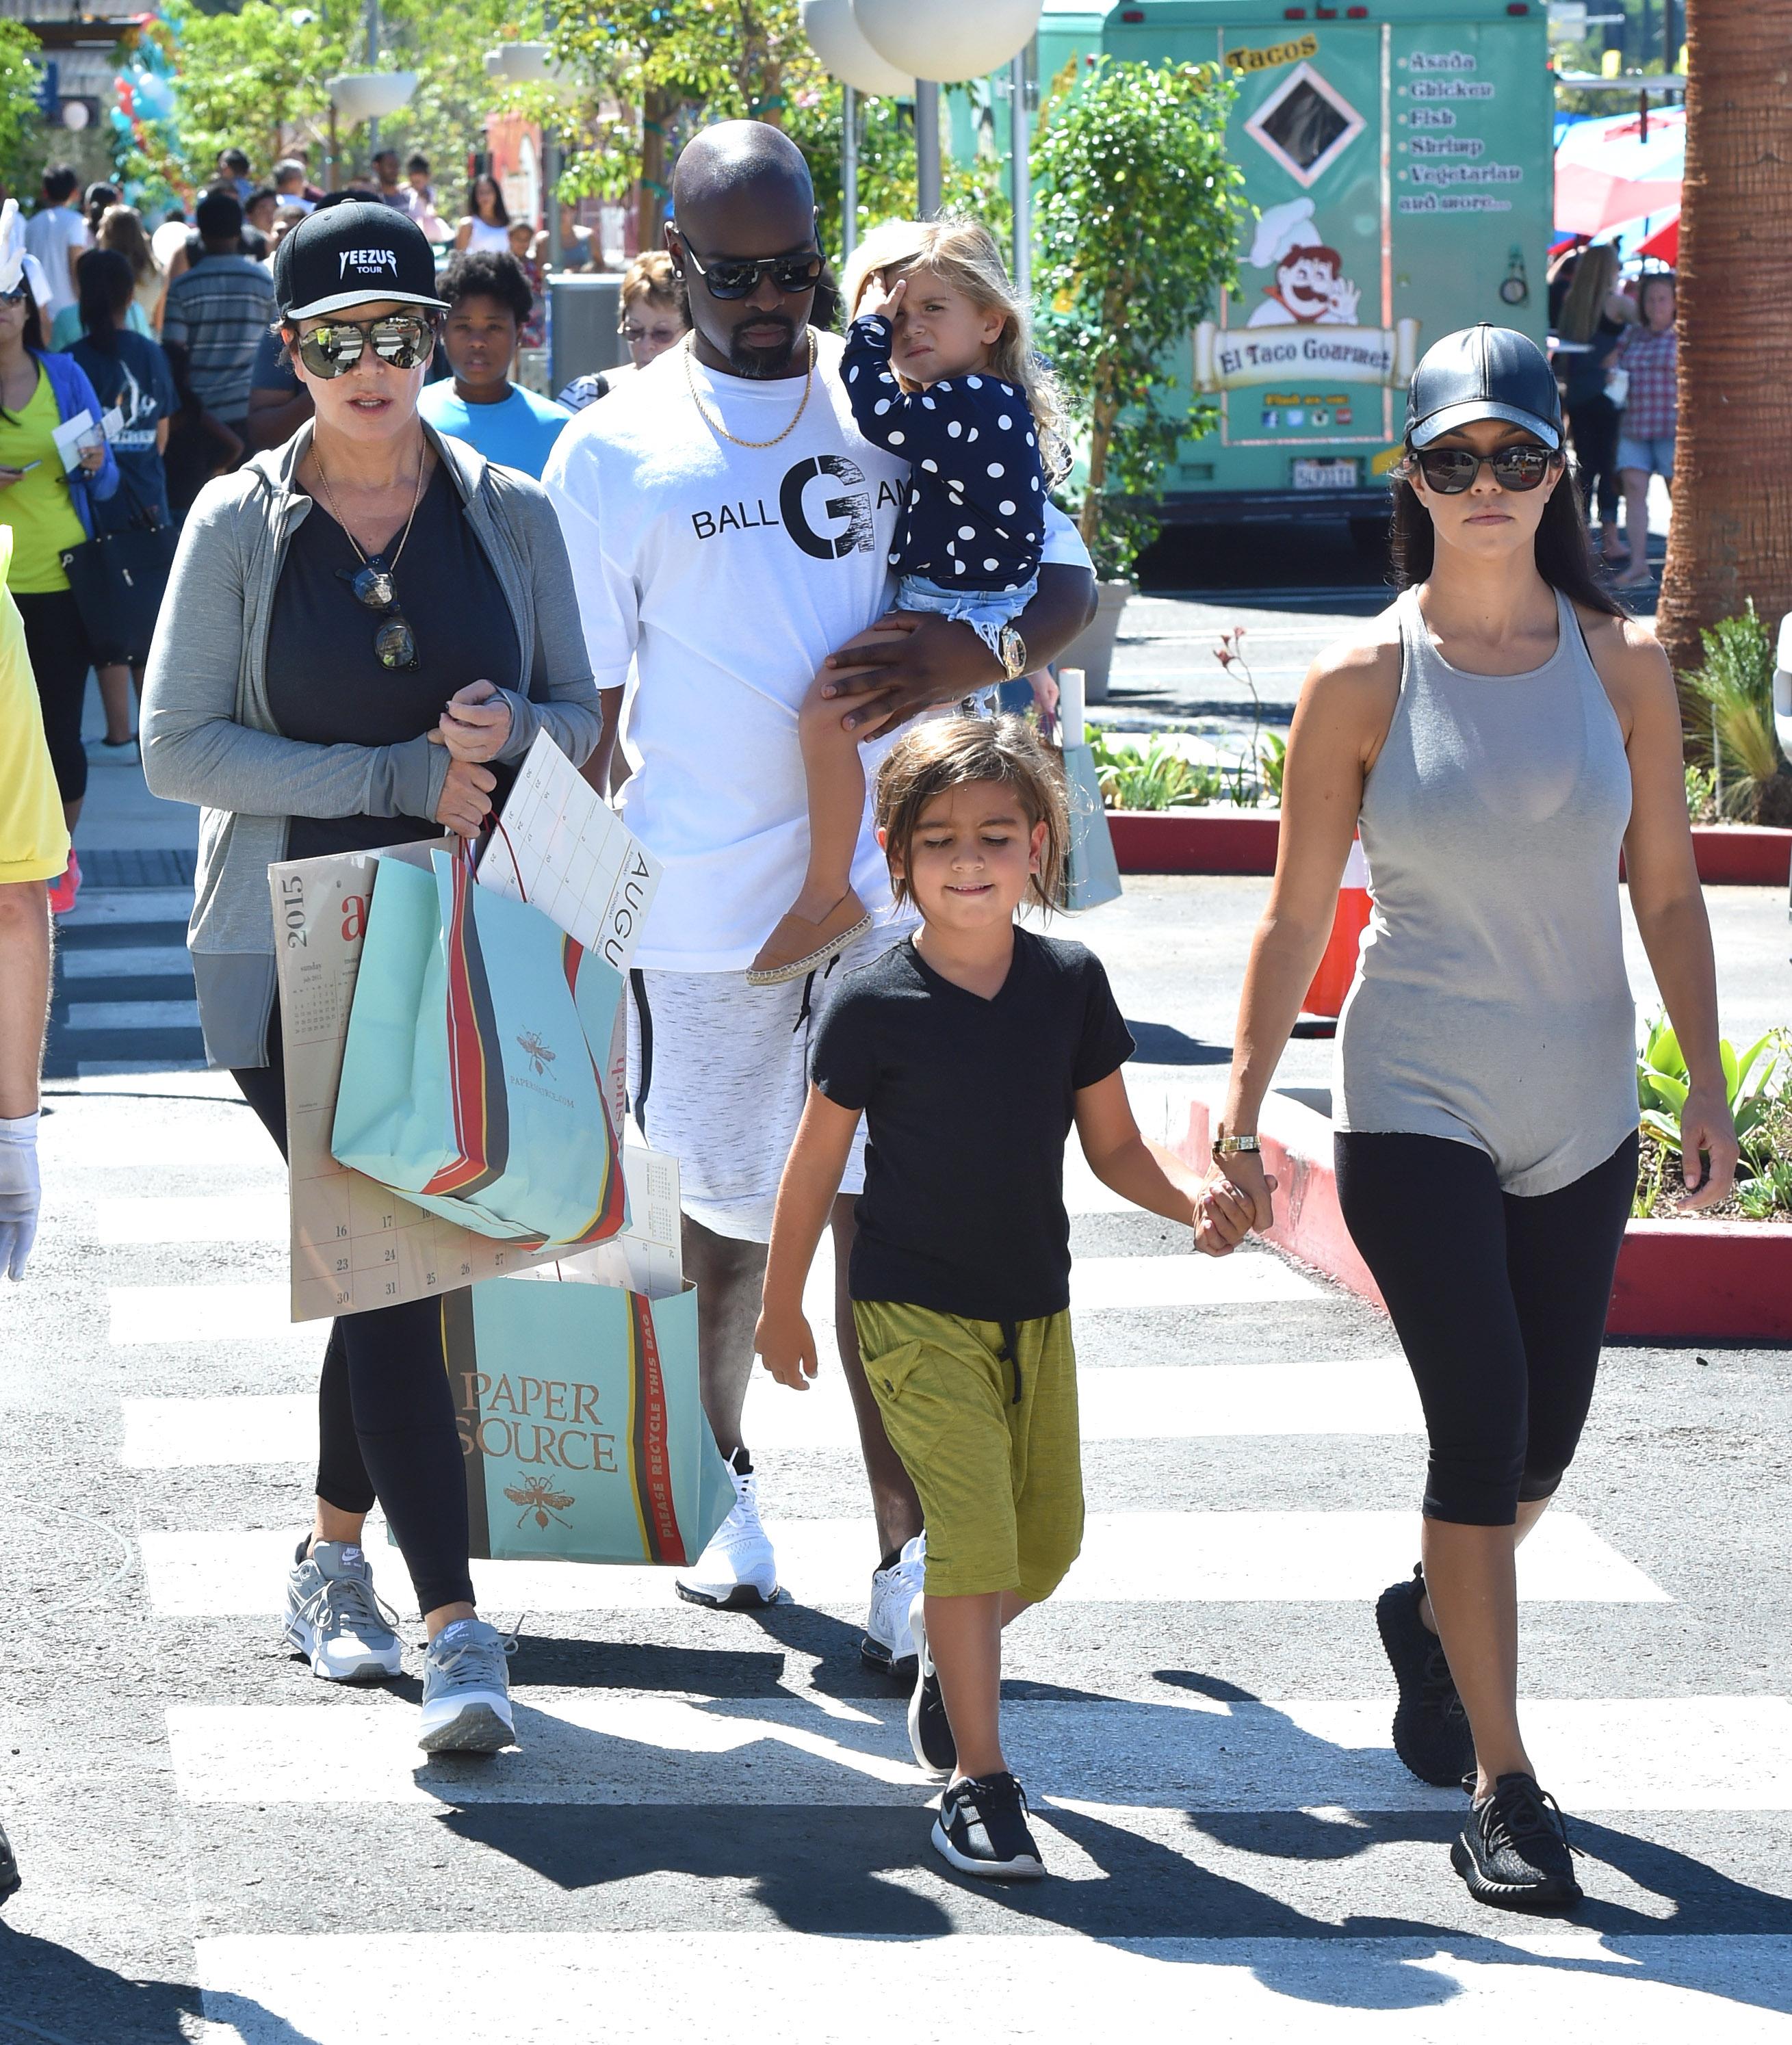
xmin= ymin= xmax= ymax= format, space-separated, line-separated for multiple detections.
xmin=842 ymin=313 xmax=1048 ymax=594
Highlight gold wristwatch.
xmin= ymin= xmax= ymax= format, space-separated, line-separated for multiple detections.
xmin=1213 ymin=1133 xmax=1261 ymax=1157
xmin=997 ymin=625 xmax=1028 ymax=681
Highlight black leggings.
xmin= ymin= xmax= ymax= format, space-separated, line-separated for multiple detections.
xmin=1567 ymin=395 xmax=1622 ymax=529
xmin=233 ymin=1009 xmax=474 ymax=1615
xmin=1334 ymin=1130 xmax=1639 ymax=1527
xmin=17 ymin=588 xmax=92 ymax=808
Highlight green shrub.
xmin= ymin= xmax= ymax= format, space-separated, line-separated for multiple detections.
xmin=1677 ymin=602 xmax=1792 ymax=826
xmin=1088 ymin=729 xmax=1223 ymax=810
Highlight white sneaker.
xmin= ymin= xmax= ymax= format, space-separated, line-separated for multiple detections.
xmin=283 ymin=1537 xmax=402 ymax=1682
xmin=862 ymin=1531 xmax=926 ymax=1676
xmin=675 ymin=1449 xmax=779 ymax=1610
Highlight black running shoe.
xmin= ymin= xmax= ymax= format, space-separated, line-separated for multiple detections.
xmin=1376 ymin=1564 xmax=1474 ymax=1787
xmin=907 ymin=1604 xmax=956 ymax=1777
xmin=0 ymin=1818 xmax=18 ymax=1906
xmin=932 ymin=1772 xmax=1046 ymax=1881
xmin=1451 ymin=1772 xmax=1583 ymax=1912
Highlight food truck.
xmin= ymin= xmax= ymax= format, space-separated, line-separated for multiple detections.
xmin=1035 ymin=0 xmax=1555 ymax=532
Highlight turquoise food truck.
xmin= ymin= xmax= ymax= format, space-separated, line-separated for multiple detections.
xmin=1035 ymin=0 xmax=1554 ymax=531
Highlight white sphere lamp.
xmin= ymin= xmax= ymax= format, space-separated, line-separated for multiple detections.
xmin=801 ymin=0 xmax=912 ymax=96
xmin=851 ymin=0 xmax=1041 ymax=82
xmin=326 ymin=71 xmax=417 ymax=126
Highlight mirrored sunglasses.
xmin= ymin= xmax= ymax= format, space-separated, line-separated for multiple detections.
xmin=297 ymin=314 xmax=435 ymax=380
xmin=1412 ymin=445 xmax=1557 ymax=494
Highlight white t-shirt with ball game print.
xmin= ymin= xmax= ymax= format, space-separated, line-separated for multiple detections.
xmin=541 ymin=329 xmax=1091 ymax=973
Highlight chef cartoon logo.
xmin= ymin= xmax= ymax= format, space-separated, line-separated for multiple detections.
xmin=1245 ymin=198 xmax=1362 ymax=328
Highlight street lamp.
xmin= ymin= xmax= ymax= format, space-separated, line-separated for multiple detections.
xmin=851 ymin=0 xmax=1042 ymax=220
xmin=800 ymin=1 xmax=912 ymax=268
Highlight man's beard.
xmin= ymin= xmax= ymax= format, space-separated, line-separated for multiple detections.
xmin=727 ymin=315 xmax=801 ymax=379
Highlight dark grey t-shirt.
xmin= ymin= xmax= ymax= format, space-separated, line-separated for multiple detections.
xmin=811 ymin=928 xmax=1135 ymax=1322
xmin=265 ymin=465 xmax=521 ymax=860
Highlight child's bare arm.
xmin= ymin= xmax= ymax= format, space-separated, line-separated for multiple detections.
xmin=756 ymin=1085 xmax=861 ymax=1388
xmin=1073 ymin=1071 xmax=1269 ymax=1257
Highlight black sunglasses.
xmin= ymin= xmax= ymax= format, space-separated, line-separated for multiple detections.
xmin=673 ymin=233 xmax=824 ymax=301
xmin=337 ymin=561 xmax=417 ymax=670
xmin=1412 ymin=443 xmax=1558 ymax=494
xmin=296 ymin=313 xmax=436 ymax=380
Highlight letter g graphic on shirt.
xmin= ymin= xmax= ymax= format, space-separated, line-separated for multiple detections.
xmin=779 ymin=454 xmax=874 ymax=561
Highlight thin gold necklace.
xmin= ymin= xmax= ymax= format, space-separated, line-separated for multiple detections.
xmin=684 ymin=330 xmax=815 ymax=449
xmin=313 ymin=443 xmax=428 ymax=570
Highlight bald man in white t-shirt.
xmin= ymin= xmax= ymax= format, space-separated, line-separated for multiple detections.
xmin=543 ymin=123 xmax=1095 ymax=1674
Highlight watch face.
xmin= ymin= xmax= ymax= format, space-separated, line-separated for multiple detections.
xmin=1000 ymin=626 xmax=1025 ymax=677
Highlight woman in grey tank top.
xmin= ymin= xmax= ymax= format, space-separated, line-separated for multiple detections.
xmin=1206 ymin=326 xmax=1737 ymax=1913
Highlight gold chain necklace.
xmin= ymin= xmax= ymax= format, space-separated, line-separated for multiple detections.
xmin=683 ymin=330 xmax=815 ymax=449
xmin=313 ymin=443 xmax=428 ymax=570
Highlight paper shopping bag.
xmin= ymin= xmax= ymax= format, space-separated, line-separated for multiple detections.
xmin=331 ymin=845 xmax=627 ymax=1249
xmin=445 ymin=1274 xmax=732 ymax=1567
xmin=1060 ymin=741 xmax=1124 ymax=911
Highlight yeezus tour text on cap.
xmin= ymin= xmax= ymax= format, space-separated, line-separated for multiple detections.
xmin=274 ymin=199 xmax=450 ymax=322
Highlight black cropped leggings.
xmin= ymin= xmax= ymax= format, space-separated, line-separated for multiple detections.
xmin=233 ymin=1008 xmax=474 ymax=1615
xmin=1334 ymin=1130 xmax=1639 ymax=1527
xmin=17 ymin=588 xmax=92 ymax=808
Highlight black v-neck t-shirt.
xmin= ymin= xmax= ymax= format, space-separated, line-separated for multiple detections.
xmin=266 ymin=464 xmax=522 ymax=861
xmin=810 ymin=928 xmax=1135 ymax=1322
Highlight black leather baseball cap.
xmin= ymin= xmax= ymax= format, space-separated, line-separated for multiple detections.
xmin=1406 ymin=323 xmax=1561 ymax=451
xmin=274 ymin=199 xmax=448 ymax=322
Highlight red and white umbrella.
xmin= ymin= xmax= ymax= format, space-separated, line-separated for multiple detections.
xmin=1554 ymin=103 xmax=1685 ymax=239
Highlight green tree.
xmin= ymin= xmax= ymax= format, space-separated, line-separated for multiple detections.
xmin=161 ymin=0 xmax=346 ymax=178
xmin=1033 ymin=57 xmax=1248 ymax=579
xmin=0 ymin=19 xmax=45 ymax=201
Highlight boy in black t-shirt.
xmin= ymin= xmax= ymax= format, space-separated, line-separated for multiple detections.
xmin=755 ymin=716 xmax=1262 ymax=1880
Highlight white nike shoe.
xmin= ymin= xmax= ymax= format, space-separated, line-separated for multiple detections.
xmin=675 ymin=1449 xmax=779 ymax=1610
xmin=283 ymin=1536 xmax=402 ymax=1682
xmin=862 ymin=1531 xmax=926 ymax=1676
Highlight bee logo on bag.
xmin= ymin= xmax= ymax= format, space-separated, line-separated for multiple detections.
xmin=516 ymin=1029 xmax=556 ymax=1078
xmin=505 ymin=1477 xmax=577 ymax=1530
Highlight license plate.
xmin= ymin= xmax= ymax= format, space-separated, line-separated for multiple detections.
xmin=1293 ymin=458 xmax=1361 ymax=489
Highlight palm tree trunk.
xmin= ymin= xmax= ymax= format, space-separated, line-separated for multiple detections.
xmin=636 ymin=88 xmax=672 ymax=255
xmin=1654 ymin=0 xmax=1792 ymax=673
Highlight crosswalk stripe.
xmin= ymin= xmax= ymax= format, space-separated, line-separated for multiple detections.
xmin=55 ymin=887 xmax=193 ymax=926
xmin=109 ymin=1284 xmax=310 ymax=1347
xmin=193 ymin=1931 xmax=1792 ymax=2043
xmin=43 ymin=1119 xmax=274 ymax=1171
xmin=99 ymin=1195 xmax=287 ymax=1247
xmin=136 ymin=1511 xmax=1665 ymax=1617
xmin=164 ymin=1693 xmax=1792 ymax=1811
xmin=68 ymin=999 xmax=203 ymax=1032
xmin=119 ymin=1360 xmax=1424 ymax=1470
xmin=60 ymin=945 xmax=193 ymax=979
xmin=1072 ymin=1253 xmax=1319 ymax=1307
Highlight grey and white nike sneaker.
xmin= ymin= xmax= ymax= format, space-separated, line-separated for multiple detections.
xmin=283 ymin=1537 xmax=403 ymax=1682
xmin=862 ymin=1531 xmax=926 ymax=1677
xmin=675 ymin=1448 xmax=779 ymax=1610
xmin=418 ymin=1617 xmax=517 ymax=1754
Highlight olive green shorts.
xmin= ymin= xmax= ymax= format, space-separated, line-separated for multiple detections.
xmin=853 ymin=1300 xmax=1084 ymax=1603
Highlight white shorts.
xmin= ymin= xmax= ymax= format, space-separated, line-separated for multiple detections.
xmin=626 ymin=924 xmax=904 ymax=1243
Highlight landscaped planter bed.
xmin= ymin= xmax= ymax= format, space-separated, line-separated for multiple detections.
xmin=1173 ymin=1094 xmax=1792 ymax=1344
xmin=1113 ymin=811 xmax=1792 ymax=887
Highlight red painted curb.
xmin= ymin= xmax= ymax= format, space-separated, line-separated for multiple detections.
xmin=1175 ymin=1095 xmax=1792 ymax=1343
xmin=1115 ymin=811 xmax=1792 ymax=887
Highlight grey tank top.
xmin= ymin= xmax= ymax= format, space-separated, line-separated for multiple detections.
xmin=1334 ymin=586 xmax=1639 ymax=1196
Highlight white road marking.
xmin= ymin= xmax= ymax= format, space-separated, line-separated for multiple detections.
xmin=166 ymin=1693 xmax=1792 ymax=1811
xmin=99 ymin=1195 xmax=287 ymax=1247
xmin=55 ymin=887 xmax=194 ymax=926
xmin=138 ymin=1510 xmax=1663 ymax=1618
xmin=68 ymin=1000 xmax=203 ymax=1031
xmin=1072 ymin=1253 xmax=1319 ymax=1309
xmin=195 ymin=1931 xmax=1792 ymax=2044
xmin=44 ymin=1119 xmax=274 ymax=1171
xmin=60 ymin=946 xmax=193 ymax=979
xmin=121 ymin=1361 xmax=1422 ymax=1468
xmin=109 ymin=1284 xmax=310 ymax=1348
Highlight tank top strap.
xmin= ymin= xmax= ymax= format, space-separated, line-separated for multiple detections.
xmin=1393 ymin=586 xmax=1431 ymax=693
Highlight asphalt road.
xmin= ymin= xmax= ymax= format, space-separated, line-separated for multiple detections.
xmin=3 ymin=720 xmax=1791 ymax=2042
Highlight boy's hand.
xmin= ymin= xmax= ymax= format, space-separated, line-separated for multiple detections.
xmin=1193 ymin=1168 xmax=1275 ymax=1258
xmin=755 ymin=1308 xmax=820 ymax=1390
xmin=863 ymin=274 xmax=907 ymax=324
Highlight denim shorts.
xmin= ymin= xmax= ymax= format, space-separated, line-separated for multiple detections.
xmin=896 ymin=573 xmax=1037 ymax=706
xmin=1617 ymin=432 xmax=1674 ymax=482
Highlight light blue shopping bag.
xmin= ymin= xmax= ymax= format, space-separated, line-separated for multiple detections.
xmin=332 ymin=846 xmax=627 ymax=1249
xmin=445 ymin=1275 xmax=733 ymax=1567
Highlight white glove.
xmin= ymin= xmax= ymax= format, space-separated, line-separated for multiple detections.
xmin=0 ymin=1111 xmax=42 ymax=1279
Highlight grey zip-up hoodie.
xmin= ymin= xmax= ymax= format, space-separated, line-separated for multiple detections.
xmin=142 ymin=421 xmax=602 ymax=1071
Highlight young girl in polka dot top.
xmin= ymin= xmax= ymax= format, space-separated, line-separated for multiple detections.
xmin=749 ymin=216 xmax=1069 ymax=986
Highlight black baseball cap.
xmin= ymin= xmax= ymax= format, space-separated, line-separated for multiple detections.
xmin=274 ymin=199 xmax=448 ymax=322
xmin=1406 ymin=323 xmax=1561 ymax=452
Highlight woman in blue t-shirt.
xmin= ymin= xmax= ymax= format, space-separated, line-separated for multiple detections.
xmin=68 ymin=247 xmax=177 ymax=755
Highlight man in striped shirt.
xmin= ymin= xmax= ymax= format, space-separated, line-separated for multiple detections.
xmin=159 ymin=190 xmax=275 ymax=432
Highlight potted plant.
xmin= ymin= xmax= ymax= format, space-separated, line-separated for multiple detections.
xmin=1679 ymin=601 xmax=1792 ymax=827
xmin=1033 ymin=55 xmax=1247 ymax=702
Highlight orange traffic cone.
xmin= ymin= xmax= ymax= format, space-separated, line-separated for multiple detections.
xmin=1294 ymin=835 xmax=1372 ymax=1037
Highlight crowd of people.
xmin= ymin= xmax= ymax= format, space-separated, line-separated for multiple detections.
xmin=0 ymin=120 xmax=1736 ymax=1915
xmin=1549 ymin=243 xmax=1678 ymax=588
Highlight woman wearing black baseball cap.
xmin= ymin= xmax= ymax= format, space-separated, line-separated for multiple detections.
xmin=1206 ymin=324 xmax=1735 ymax=1912
xmin=142 ymin=201 xmax=603 ymax=1756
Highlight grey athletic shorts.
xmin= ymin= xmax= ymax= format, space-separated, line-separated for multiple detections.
xmin=626 ymin=924 xmax=902 ymax=1243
